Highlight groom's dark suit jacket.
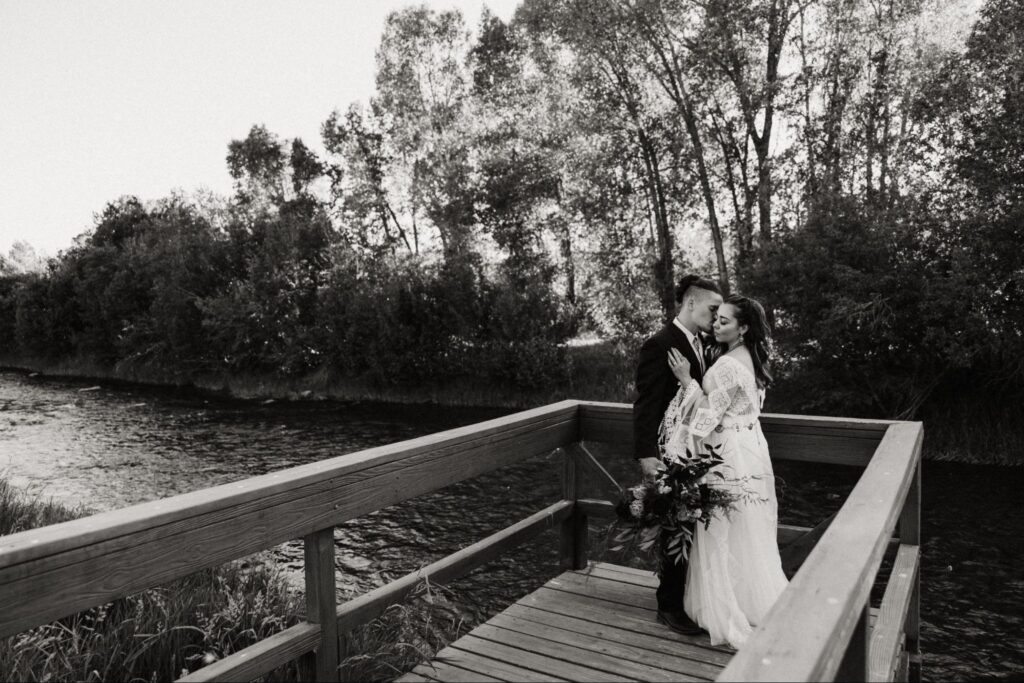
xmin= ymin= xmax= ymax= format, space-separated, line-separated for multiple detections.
xmin=633 ymin=322 xmax=707 ymax=460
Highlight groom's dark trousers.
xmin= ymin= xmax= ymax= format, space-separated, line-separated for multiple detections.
xmin=633 ymin=322 xmax=706 ymax=613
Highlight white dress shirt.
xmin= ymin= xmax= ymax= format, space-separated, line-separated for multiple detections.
xmin=672 ymin=318 xmax=704 ymax=373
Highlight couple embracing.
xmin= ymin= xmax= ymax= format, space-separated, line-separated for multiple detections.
xmin=632 ymin=274 xmax=788 ymax=649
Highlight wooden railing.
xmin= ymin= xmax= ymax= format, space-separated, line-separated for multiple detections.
xmin=576 ymin=401 xmax=922 ymax=683
xmin=0 ymin=400 xmax=921 ymax=682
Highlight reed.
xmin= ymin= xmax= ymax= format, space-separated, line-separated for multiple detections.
xmin=0 ymin=479 xmax=476 ymax=682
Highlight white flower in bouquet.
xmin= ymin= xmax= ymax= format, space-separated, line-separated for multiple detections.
xmin=658 ymin=483 xmax=671 ymax=495
xmin=633 ymin=486 xmax=647 ymax=500
xmin=629 ymin=500 xmax=644 ymax=518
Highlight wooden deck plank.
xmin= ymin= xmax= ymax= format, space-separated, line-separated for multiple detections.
xmin=573 ymin=565 xmax=658 ymax=589
xmin=394 ymin=673 xmax=432 ymax=682
xmin=590 ymin=561 xmax=657 ymax=579
xmin=486 ymin=612 xmax=713 ymax=681
xmin=452 ymin=635 xmax=633 ymax=682
xmin=522 ymin=586 xmax=733 ymax=657
xmin=470 ymin=622 xmax=691 ymax=683
xmin=503 ymin=604 xmax=725 ymax=679
xmin=433 ymin=645 xmax=569 ymax=682
xmin=545 ymin=571 xmax=659 ymax=611
xmin=412 ymin=661 xmax=503 ymax=682
xmin=400 ymin=564 xmax=737 ymax=682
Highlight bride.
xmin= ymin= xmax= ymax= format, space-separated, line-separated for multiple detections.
xmin=659 ymin=294 xmax=789 ymax=649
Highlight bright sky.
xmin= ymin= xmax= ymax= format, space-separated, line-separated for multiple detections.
xmin=0 ymin=0 xmax=520 ymax=257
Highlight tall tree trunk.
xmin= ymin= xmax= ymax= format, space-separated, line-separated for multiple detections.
xmin=636 ymin=129 xmax=676 ymax=318
xmin=638 ymin=14 xmax=730 ymax=291
xmin=680 ymin=99 xmax=730 ymax=294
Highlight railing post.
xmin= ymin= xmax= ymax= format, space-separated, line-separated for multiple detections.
xmin=299 ymin=527 xmax=339 ymax=683
xmin=899 ymin=460 xmax=922 ymax=682
xmin=560 ymin=444 xmax=588 ymax=570
xmin=836 ymin=603 xmax=869 ymax=682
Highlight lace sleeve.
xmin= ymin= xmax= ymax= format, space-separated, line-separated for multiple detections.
xmin=660 ymin=361 xmax=749 ymax=463
xmin=686 ymin=361 xmax=746 ymax=439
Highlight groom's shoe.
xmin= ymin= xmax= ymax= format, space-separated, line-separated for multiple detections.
xmin=657 ymin=610 xmax=704 ymax=636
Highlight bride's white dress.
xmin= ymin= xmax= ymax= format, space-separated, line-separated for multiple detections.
xmin=659 ymin=354 xmax=788 ymax=648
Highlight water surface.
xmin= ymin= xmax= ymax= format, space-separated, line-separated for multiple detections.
xmin=1 ymin=370 xmax=1020 ymax=681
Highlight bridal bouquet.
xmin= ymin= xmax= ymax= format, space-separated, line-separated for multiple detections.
xmin=611 ymin=444 xmax=760 ymax=568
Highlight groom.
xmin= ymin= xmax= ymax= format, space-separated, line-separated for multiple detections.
xmin=633 ymin=274 xmax=723 ymax=635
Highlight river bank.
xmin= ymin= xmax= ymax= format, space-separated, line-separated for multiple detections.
xmin=0 ymin=341 xmax=633 ymax=409
xmin=2 ymin=349 xmax=1020 ymax=466
xmin=3 ymin=370 xmax=1023 ymax=680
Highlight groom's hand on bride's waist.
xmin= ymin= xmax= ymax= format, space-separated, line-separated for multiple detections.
xmin=639 ymin=457 xmax=661 ymax=483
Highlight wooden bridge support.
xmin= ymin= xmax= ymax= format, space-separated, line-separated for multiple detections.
xmin=899 ymin=462 xmax=922 ymax=682
xmin=300 ymin=527 xmax=340 ymax=682
xmin=560 ymin=444 xmax=589 ymax=571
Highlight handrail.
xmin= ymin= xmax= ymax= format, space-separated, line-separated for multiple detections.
xmin=178 ymin=500 xmax=574 ymax=682
xmin=0 ymin=400 xmax=579 ymax=639
xmin=719 ymin=421 xmax=923 ymax=681
xmin=0 ymin=399 xmax=922 ymax=682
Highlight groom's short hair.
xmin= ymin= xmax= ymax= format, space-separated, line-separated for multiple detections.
xmin=675 ymin=275 xmax=721 ymax=304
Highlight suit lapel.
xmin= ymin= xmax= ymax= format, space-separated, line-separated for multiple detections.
xmin=666 ymin=323 xmax=703 ymax=382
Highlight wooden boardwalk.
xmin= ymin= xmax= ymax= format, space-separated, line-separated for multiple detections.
xmin=0 ymin=401 xmax=920 ymax=682
xmin=396 ymin=562 xmax=735 ymax=683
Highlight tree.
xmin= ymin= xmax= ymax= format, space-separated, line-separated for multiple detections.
xmin=226 ymin=124 xmax=288 ymax=209
xmin=373 ymin=6 xmax=477 ymax=261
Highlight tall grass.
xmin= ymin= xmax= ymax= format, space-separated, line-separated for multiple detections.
xmin=0 ymin=479 xmax=305 ymax=681
xmin=339 ymin=580 xmax=469 ymax=682
xmin=0 ymin=480 xmax=477 ymax=682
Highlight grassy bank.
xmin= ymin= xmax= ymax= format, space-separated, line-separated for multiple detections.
xmin=3 ymin=342 xmax=1021 ymax=465
xmin=0 ymin=340 xmax=634 ymax=409
xmin=0 ymin=480 xmax=468 ymax=682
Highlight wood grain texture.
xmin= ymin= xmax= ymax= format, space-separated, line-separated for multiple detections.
xmin=576 ymin=401 xmax=890 ymax=465
xmin=394 ymin=674 xmax=433 ymax=682
xmin=868 ymin=544 xmax=920 ymax=682
xmin=719 ymin=421 xmax=923 ymax=682
xmin=1 ymin=401 xmax=578 ymax=566
xmin=518 ymin=587 xmax=733 ymax=663
xmin=405 ymin=564 xmax=733 ymax=682
xmin=175 ymin=622 xmax=320 ymax=682
xmin=335 ymin=501 xmax=571 ymax=633
xmin=302 ymin=528 xmax=338 ymax=682
xmin=469 ymin=621 xmax=692 ymax=682
xmin=486 ymin=612 xmax=710 ymax=680
xmin=411 ymin=660 xmax=503 ymax=682
xmin=0 ymin=403 xmax=578 ymax=638
xmin=836 ymin=605 xmax=869 ymax=682
xmin=431 ymin=645 xmax=571 ymax=682
xmin=501 ymin=604 xmax=724 ymax=680
xmin=451 ymin=634 xmax=631 ymax=682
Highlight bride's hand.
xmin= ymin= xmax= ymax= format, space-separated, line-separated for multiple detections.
xmin=667 ymin=348 xmax=691 ymax=382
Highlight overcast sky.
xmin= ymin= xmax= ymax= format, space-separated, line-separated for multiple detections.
xmin=0 ymin=0 xmax=520 ymax=256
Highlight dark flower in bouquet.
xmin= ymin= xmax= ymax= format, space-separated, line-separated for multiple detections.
xmin=611 ymin=443 xmax=763 ymax=569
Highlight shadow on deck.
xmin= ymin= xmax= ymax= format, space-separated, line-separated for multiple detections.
xmin=398 ymin=562 xmax=733 ymax=682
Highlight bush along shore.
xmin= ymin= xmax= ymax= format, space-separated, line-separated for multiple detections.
xmin=3 ymin=340 xmax=1022 ymax=466
xmin=0 ymin=479 xmax=471 ymax=682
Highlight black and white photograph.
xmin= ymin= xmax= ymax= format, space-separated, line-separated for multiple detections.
xmin=1 ymin=0 xmax=1021 ymax=681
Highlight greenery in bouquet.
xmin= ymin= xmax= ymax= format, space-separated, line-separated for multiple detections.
xmin=610 ymin=444 xmax=763 ymax=570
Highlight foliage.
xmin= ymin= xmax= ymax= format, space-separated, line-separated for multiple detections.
xmin=609 ymin=443 xmax=763 ymax=570
xmin=2 ymin=0 xmax=1022 ymax=432
xmin=0 ymin=479 xmax=304 ymax=683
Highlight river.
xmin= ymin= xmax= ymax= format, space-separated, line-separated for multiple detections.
xmin=0 ymin=369 xmax=1020 ymax=681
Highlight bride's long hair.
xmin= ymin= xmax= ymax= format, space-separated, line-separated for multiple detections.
xmin=724 ymin=294 xmax=774 ymax=389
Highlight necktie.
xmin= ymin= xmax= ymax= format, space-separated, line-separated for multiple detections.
xmin=693 ymin=336 xmax=704 ymax=373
